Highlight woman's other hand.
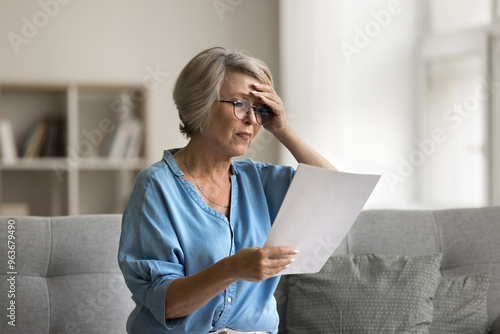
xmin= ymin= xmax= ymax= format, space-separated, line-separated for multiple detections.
xmin=230 ymin=246 xmax=297 ymax=282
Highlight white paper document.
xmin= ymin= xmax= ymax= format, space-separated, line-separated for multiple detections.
xmin=263 ymin=164 xmax=380 ymax=275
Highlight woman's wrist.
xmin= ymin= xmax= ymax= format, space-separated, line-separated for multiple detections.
xmin=268 ymin=122 xmax=292 ymax=143
xmin=219 ymin=254 xmax=241 ymax=283
xmin=272 ymin=123 xmax=297 ymax=148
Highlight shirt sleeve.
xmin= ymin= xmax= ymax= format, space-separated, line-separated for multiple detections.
xmin=118 ymin=168 xmax=186 ymax=329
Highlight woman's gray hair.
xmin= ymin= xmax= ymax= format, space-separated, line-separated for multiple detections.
xmin=173 ymin=47 xmax=273 ymax=138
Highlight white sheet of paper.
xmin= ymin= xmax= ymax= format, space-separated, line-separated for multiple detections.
xmin=263 ymin=164 xmax=380 ymax=275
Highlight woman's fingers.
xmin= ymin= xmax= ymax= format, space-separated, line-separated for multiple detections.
xmin=252 ymin=83 xmax=280 ymax=103
xmin=267 ymin=246 xmax=297 ymax=270
xmin=267 ymin=246 xmax=299 ymax=258
xmin=258 ymin=247 xmax=294 ymax=271
xmin=273 ymin=257 xmax=295 ymax=269
xmin=253 ymin=91 xmax=282 ymax=112
xmin=232 ymin=247 xmax=298 ymax=281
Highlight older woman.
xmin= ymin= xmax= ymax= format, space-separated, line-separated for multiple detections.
xmin=118 ymin=47 xmax=336 ymax=334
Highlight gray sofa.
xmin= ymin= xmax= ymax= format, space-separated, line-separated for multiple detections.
xmin=0 ymin=207 xmax=499 ymax=333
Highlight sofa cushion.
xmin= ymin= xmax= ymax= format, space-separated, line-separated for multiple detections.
xmin=430 ymin=273 xmax=490 ymax=334
xmin=286 ymin=253 xmax=442 ymax=334
xmin=0 ymin=215 xmax=134 ymax=334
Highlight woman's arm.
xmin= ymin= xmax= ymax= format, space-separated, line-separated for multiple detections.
xmin=252 ymin=81 xmax=337 ymax=171
xmin=272 ymin=125 xmax=337 ymax=170
xmin=165 ymin=246 xmax=297 ymax=319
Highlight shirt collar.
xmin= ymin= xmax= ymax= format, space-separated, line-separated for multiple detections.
xmin=162 ymin=148 xmax=240 ymax=178
xmin=163 ymin=148 xmax=184 ymax=178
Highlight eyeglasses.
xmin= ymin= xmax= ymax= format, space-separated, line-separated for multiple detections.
xmin=217 ymin=99 xmax=272 ymax=125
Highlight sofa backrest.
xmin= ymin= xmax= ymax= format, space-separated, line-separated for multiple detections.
xmin=0 ymin=215 xmax=134 ymax=334
xmin=275 ymin=207 xmax=500 ymax=333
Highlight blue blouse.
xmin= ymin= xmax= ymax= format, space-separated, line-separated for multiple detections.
xmin=118 ymin=149 xmax=295 ymax=333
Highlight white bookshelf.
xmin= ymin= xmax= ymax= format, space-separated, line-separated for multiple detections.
xmin=0 ymin=83 xmax=148 ymax=216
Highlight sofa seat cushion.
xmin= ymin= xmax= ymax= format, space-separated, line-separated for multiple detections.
xmin=286 ymin=253 xmax=442 ymax=334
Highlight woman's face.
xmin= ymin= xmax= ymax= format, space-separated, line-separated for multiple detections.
xmin=203 ymin=71 xmax=262 ymax=157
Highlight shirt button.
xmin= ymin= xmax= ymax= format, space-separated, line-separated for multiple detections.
xmin=227 ymin=297 xmax=232 ymax=303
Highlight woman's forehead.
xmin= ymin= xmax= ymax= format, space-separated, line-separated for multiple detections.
xmin=220 ymin=71 xmax=259 ymax=94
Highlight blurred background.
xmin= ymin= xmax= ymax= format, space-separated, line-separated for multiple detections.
xmin=0 ymin=0 xmax=498 ymax=216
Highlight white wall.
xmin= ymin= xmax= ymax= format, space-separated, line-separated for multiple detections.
xmin=0 ymin=0 xmax=281 ymax=164
xmin=279 ymin=0 xmax=420 ymax=209
xmin=1 ymin=0 xmax=429 ymax=209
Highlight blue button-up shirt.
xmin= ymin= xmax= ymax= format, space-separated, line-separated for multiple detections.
xmin=118 ymin=149 xmax=295 ymax=333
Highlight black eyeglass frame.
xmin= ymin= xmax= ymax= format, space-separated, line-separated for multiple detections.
xmin=217 ymin=100 xmax=271 ymax=125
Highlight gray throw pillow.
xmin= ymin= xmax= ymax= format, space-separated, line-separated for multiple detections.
xmin=430 ymin=273 xmax=490 ymax=334
xmin=286 ymin=253 xmax=443 ymax=334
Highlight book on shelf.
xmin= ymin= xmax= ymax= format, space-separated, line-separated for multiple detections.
xmin=0 ymin=117 xmax=18 ymax=163
xmin=42 ymin=117 xmax=66 ymax=157
xmin=124 ymin=117 xmax=143 ymax=158
xmin=23 ymin=120 xmax=47 ymax=158
xmin=21 ymin=117 xmax=66 ymax=159
xmin=108 ymin=116 xmax=143 ymax=159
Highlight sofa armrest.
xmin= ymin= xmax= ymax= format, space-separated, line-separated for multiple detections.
xmin=490 ymin=315 xmax=500 ymax=334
